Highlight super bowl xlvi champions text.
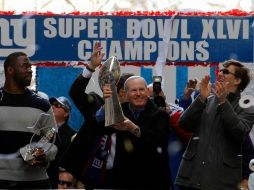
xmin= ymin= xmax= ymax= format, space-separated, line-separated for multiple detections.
xmin=77 ymin=40 xmax=209 ymax=62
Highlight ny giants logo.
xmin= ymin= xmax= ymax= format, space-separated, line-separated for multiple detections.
xmin=0 ymin=18 xmax=36 ymax=57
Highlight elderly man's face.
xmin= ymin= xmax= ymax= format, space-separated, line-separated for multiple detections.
xmin=126 ymin=78 xmax=149 ymax=110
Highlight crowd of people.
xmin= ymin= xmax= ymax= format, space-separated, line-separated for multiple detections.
xmin=0 ymin=43 xmax=254 ymax=189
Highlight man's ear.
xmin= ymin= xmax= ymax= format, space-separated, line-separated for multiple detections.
xmin=64 ymin=111 xmax=69 ymax=118
xmin=235 ymin=78 xmax=241 ymax=86
xmin=7 ymin=66 xmax=14 ymax=75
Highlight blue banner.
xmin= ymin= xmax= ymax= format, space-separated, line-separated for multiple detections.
xmin=0 ymin=15 xmax=253 ymax=62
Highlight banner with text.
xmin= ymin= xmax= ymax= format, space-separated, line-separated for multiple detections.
xmin=0 ymin=15 xmax=253 ymax=62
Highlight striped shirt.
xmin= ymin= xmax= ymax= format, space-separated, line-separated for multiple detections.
xmin=0 ymin=87 xmax=57 ymax=181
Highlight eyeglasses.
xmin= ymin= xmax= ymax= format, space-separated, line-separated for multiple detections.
xmin=51 ymin=102 xmax=65 ymax=109
xmin=219 ymin=68 xmax=236 ymax=76
xmin=58 ymin=179 xmax=74 ymax=187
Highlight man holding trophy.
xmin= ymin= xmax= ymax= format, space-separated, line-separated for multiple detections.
xmin=61 ymin=43 xmax=173 ymax=189
xmin=101 ymin=75 xmax=173 ymax=189
xmin=91 ymin=51 xmax=172 ymax=189
xmin=0 ymin=52 xmax=57 ymax=189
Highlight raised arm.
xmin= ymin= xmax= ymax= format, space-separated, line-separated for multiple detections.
xmin=69 ymin=42 xmax=105 ymax=117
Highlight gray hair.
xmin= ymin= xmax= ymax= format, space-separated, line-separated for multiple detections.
xmin=124 ymin=76 xmax=147 ymax=91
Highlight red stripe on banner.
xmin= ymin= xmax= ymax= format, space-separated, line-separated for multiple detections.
xmin=0 ymin=11 xmax=15 ymax=15
xmin=0 ymin=9 xmax=253 ymax=16
xmin=34 ymin=62 xmax=87 ymax=67
xmin=34 ymin=61 xmax=219 ymax=67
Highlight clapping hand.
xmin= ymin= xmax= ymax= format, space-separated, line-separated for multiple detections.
xmin=213 ymin=81 xmax=228 ymax=104
xmin=184 ymin=79 xmax=198 ymax=100
xmin=199 ymin=75 xmax=211 ymax=102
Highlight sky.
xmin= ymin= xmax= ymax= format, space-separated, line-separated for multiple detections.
xmin=0 ymin=0 xmax=253 ymax=13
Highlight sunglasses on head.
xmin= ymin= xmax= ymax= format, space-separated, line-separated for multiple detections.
xmin=219 ymin=68 xmax=236 ymax=76
xmin=58 ymin=179 xmax=74 ymax=187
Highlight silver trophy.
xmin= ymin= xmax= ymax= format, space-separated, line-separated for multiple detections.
xmin=98 ymin=56 xmax=125 ymax=127
xmin=20 ymin=113 xmax=56 ymax=162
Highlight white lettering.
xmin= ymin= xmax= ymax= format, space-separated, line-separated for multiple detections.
xmin=44 ymin=18 xmax=109 ymax=38
xmin=78 ymin=40 xmax=107 ymax=60
xmin=142 ymin=19 xmax=155 ymax=39
xmin=144 ymin=41 xmax=156 ymax=60
xmin=196 ymin=41 xmax=209 ymax=61
xmin=167 ymin=41 xmax=180 ymax=60
xmin=11 ymin=19 xmax=35 ymax=47
xmin=88 ymin=18 xmax=98 ymax=38
xmin=181 ymin=19 xmax=190 ymax=39
xmin=78 ymin=40 xmax=91 ymax=60
xmin=73 ymin=19 xmax=86 ymax=38
xmin=217 ymin=19 xmax=227 ymax=39
xmin=157 ymin=19 xmax=179 ymax=39
xmin=201 ymin=19 xmax=215 ymax=39
xmin=181 ymin=41 xmax=195 ymax=60
xmin=59 ymin=18 xmax=72 ymax=38
xmin=128 ymin=19 xmax=189 ymax=39
xmin=242 ymin=20 xmax=249 ymax=39
xmin=100 ymin=19 xmax=113 ymax=38
xmin=127 ymin=19 xmax=141 ymax=38
xmin=202 ymin=19 xmax=249 ymax=40
xmin=0 ymin=18 xmax=12 ymax=45
xmin=108 ymin=41 xmax=123 ymax=59
xmin=44 ymin=18 xmax=57 ymax=38
xmin=163 ymin=41 xmax=209 ymax=61
xmin=92 ymin=158 xmax=103 ymax=169
xmin=226 ymin=19 xmax=240 ymax=39
xmin=124 ymin=41 xmax=142 ymax=60
xmin=0 ymin=18 xmax=36 ymax=57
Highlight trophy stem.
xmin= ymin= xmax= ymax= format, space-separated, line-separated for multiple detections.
xmin=104 ymin=83 xmax=125 ymax=127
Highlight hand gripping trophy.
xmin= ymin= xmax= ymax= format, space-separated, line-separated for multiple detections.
xmin=98 ymin=56 xmax=125 ymax=126
xmin=20 ymin=113 xmax=56 ymax=166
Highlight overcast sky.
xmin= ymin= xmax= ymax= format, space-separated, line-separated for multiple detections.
xmin=0 ymin=0 xmax=253 ymax=13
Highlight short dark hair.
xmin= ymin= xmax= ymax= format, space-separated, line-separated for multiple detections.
xmin=117 ymin=73 xmax=134 ymax=93
xmin=222 ymin=59 xmax=251 ymax=92
xmin=4 ymin=52 xmax=27 ymax=74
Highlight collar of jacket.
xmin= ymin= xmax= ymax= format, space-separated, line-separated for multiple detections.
xmin=227 ymin=91 xmax=240 ymax=102
xmin=122 ymin=99 xmax=160 ymax=119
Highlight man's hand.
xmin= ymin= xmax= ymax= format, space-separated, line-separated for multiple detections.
xmin=199 ymin=75 xmax=211 ymax=102
xmin=183 ymin=79 xmax=198 ymax=100
xmin=88 ymin=42 xmax=105 ymax=70
xmin=112 ymin=118 xmax=141 ymax=137
xmin=213 ymin=81 xmax=228 ymax=104
xmin=239 ymin=179 xmax=249 ymax=190
xmin=28 ymin=147 xmax=47 ymax=167
xmin=102 ymin=84 xmax=112 ymax=99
